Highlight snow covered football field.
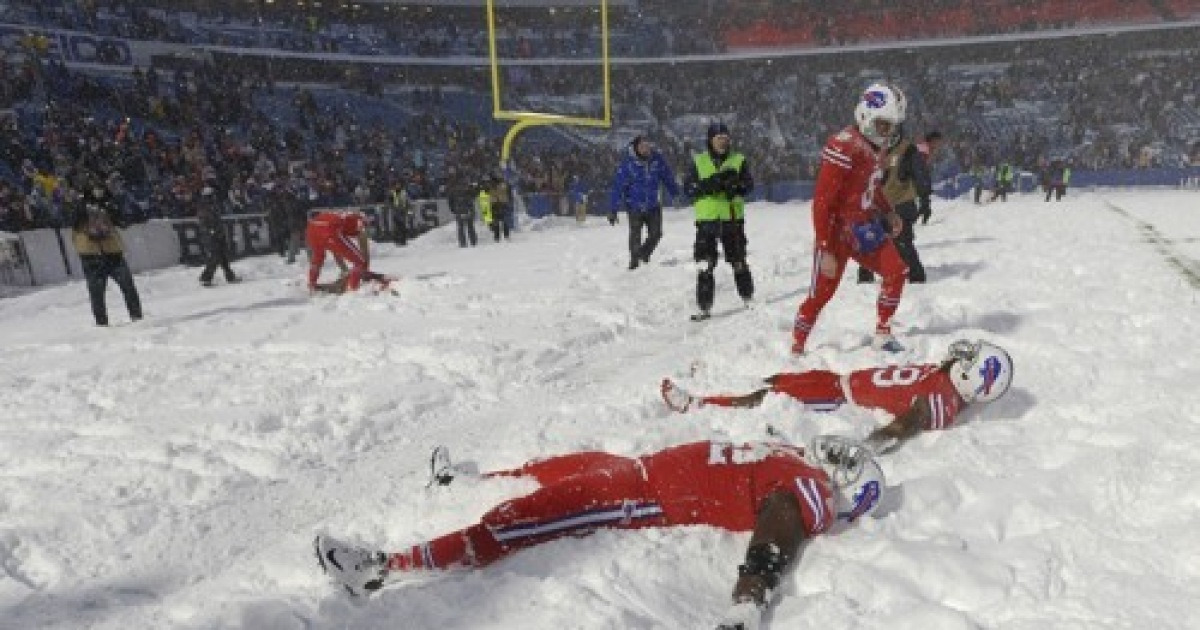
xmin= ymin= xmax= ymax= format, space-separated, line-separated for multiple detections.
xmin=2 ymin=189 xmax=1199 ymax=630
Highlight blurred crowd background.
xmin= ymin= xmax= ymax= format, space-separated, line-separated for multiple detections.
xmin=0 ymin=0 xmax=1197 ymax=232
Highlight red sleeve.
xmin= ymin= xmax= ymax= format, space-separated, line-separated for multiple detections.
xmin=755 ymin=455 xmax=836 ymax=536
xmin=922 ymin=372 xmax=966 ymax=431
xmin=812 ymin=135 xmax=853 ymax=249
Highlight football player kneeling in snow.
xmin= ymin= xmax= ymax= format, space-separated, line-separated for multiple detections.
xmin=315 ymin=435 xmax=886 ymax=630
xmin=662 ymin=339 xmax=1014 ymax=454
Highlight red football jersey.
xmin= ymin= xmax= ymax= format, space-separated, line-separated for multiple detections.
xmin=845 ymin=364 xmax=965 ymax=430
xmin=812 ymin=126 xmax=892 ymax=249
xmin=308 ymin=211 xmax=363 ymax=236
xmin=640 ymin=441 xmax=835 ymax=536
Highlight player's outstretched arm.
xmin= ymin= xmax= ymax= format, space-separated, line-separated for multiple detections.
xmin=866 ymin=395 xmax=930 ymax=453
xmin=717 ymin=490 xmax=807 ymax=629
xmin=720 ymin=389 xmax=772 ymax=409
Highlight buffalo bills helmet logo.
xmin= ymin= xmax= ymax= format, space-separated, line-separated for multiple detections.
xmin=976 ymin=356 xmax=1003 ymax=398
xmin=863 ymin=89 xmax=888 ymax=109
xmin=839 ymin=480 xmax=881 ymax=522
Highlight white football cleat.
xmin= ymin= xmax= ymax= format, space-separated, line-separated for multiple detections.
xmin=314 ymin=535 xmax=389 ymax=596
xmin=872 ymin=333 xmax=905 ymax=353
xmin=660 ymin=378 xmax=696 ymax=413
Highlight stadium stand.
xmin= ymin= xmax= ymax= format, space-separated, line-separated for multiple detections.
xmin=0 ymin=1 xmax=1196 ymax=231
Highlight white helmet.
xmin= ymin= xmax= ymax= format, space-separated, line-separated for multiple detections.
xmin=855 ymin=83 xmax=906 ymax=147
xmin=810 ymin=435 xmax=886 ymax=523
xmin=948 ymin=340 xmax=1014 ymax=404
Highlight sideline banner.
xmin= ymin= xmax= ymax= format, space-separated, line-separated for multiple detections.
xmin=0 ymin=232 xmax=33 ymax=286
xmin=0 ymin=199 xmax=455 ymax=286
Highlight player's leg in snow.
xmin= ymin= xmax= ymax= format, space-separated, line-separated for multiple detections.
xmin=791 ymin=315 xmax=813 ymax=355
xmin=660 ymin=378 xmax=697 ymax=413
xmin=871 ymin=243 xmax=907 ymax=352
xmin=314 ymin=535 xmax=388 ymax=596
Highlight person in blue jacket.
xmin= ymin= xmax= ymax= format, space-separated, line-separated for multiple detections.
xmin=609 ymin=135 xmax=680 ymax=269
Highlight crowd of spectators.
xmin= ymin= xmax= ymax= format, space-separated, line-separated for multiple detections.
xmin=721 ymin=0 xmax=1190 ymax=49
xmin=0 ymin=4 xmax=1196 ymax=233
xmin=0 ymin=0 xmax=717 ymax=59
xmin=5 ymin=0 xmax=1193 ymax=61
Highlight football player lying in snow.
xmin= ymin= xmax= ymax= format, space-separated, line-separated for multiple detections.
xmin=662 ymin=340 xmax=1013 ymax=454
xmin=315 ymin=435 xmax=886 ymax=630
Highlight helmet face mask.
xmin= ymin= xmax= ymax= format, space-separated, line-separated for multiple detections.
xmin=949 ymin=340 xmax=1014 ymax=404
xmin=855 ymin=83 xmax=906 ymax=147
xmin=810 ymin=435 xmax=886 ymax=524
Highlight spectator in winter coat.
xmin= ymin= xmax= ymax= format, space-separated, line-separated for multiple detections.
xmin=70 ymin=180 xmax=143 ymax=326
xmin=446 ymin=168 xmax=478 ymax=248
xmin=609 ymin=136 xmax=679 ymax=269
xmin=197 ymin=185 xmax=241 ymax=287
xmin=487 ymin=174 xmax=514 ymax=241
xmin=1043 ymin=158 xmax=1070 ymax=202
xmin=857 ymin=128 xmax=928 ymax=283
xmin=285 ymin=180 xmax=313 ymax=264
xmin=915 ymin=131 xmax=942 ymax=224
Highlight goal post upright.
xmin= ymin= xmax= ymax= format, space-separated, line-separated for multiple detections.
xmin=486 ymin=0 xmax=612 ymax=170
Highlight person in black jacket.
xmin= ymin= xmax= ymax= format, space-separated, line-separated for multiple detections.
xmin=915 ymin=131 xmax=942 ymax=225
xmin=196 ymin=184 xmax=241 ymax=287
xmin=682 ymin=123 xmax=755 ymax=319
xmin=857 ymin=128 xmax=927 ymax=283
xmin=446 ymin=168 xmax=477 ymax=248
xmin=285 ymin=178 xmax=312 ymax=264
xmin=70 ymin=177 xmax=143 ymax=326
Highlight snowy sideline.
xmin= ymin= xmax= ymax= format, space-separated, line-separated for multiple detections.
xmin=1 ymin=190 xmax=1198 ymax=630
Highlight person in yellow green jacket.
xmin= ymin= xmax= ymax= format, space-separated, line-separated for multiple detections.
xmin=476 ymin=187 xmax=493 ymax=238
xmin=486 ymin=174 xmax=513 ymax=241
xmin=682 ymin=122 xmax=755 ymax=321
xmin=989 ymin=161 xmax=1014 ymax=202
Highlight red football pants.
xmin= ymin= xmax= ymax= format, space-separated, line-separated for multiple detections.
xmin=306 ymin=227 xmax=366 ymax=290
xmin=793 ymin=237 xmax=907 ymax=345
xmin=766 ymin=371 xmax=847 ymax=409
xmin=700 ymin=371 xmax=847 ymax=411
xmin=386 ymin=452 xmax=666 ymax=573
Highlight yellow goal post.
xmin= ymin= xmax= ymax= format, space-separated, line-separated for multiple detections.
xmin=485 ymin=0 xmax=612 ymax=169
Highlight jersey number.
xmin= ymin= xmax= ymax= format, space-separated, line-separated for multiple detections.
xmin=708 ymin=442 xmax=769 ymax=466
xmin=870 ymin=366 xmax=922 ymax=387
xmin=860 ymin=167 xmax=884 ymax=211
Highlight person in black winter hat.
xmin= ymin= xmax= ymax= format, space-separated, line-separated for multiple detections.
xmin=197 ymin=183 xmax=241 ymax=287
xmin=681 ymin=122 xmax=755 ymax=320
xmin=70 ymin=177 xmax=143 ymax=326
